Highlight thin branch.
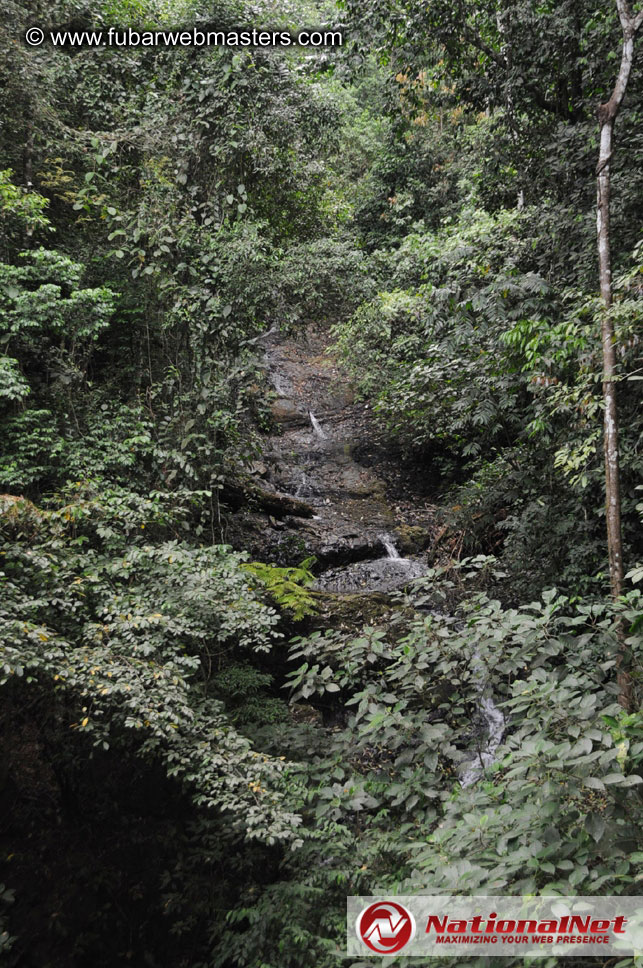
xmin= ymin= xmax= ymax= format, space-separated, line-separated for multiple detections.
xmin=459 ymin=19 xmax=561 ymax=117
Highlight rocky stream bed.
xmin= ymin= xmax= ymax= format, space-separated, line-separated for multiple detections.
xmin=228 ymin=325 xmax=504 ymax=781
xmin=231 ymin=326 xmax=439 ymax=585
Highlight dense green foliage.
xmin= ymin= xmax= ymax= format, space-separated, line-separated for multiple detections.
xmin=332 ymin=26 xmax=643 ymax=601
xmin=1 ymin=0 xmax=642 ymax=966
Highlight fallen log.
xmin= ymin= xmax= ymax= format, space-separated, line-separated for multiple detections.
xmin=222 ymin=479 xmax=315 ymax=519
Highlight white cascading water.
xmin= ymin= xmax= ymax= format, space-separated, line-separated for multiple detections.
xmin=380 ymin=533 xmax=401 ymax=559
xmin=460 ymin=654 xmax=505 ymax=787
xmin=309 ymin=411 xmax=326 ymax=439
xmin=296 ymin=472 xmax=308 ymax=498
xmin=380 ymin=538 xmax=505 ymax=783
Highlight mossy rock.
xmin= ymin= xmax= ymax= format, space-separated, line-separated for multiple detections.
xmin=307 ymin=589 xmax=393 ymax=631
xmin=395 ymin=524 xmax=431 ymax=555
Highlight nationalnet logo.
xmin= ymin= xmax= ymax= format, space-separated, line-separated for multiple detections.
xmin=347 ymin=895 xmax=643 ymax=958
xmin=356 ymin=901 xmax=416 ymax=954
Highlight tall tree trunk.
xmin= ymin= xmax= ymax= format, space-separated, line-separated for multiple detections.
xmin=496 ymin=8 xmax=524 ymax=208
xmin=597 ymin=0 xmax=643 ymax=708
xmin=569 ymin=9 xmax=585 ymax=121
xmin=597 ymin=110 xmax=623 ymax=600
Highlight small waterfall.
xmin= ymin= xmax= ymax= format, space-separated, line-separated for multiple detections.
xmin=269 ymin=369 xmax=289 ymax=397
xmin=460 ymin=656 xmax=505 ymax=787
xmin=380 ymin=533 xmax=401 ymax=559
xmin=316 ymin=533 xmax=426 ymax=594
xmin=295 ymin=473 xmax=309 ymax=498
xmin=309 ymin=411 xmax=326 ymax=439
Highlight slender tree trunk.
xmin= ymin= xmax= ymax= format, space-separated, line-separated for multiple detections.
xmin=597 ymin=111 xmax=623 ymax=600
xmin=570 ymin=10 xmax=584 ymax=121
xmin=496 ymin=8 xmax=524 ymax=209
xmin=597 ymin=0 xmax=643 ymax=708
xmin=23 ymin=118 xmax=34 ymax=248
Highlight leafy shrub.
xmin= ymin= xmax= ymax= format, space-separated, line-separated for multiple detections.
xmin=208 ymin=567 xmax=643 ymax=966
xmin=0 ymin=489 xmax=303 ymax=846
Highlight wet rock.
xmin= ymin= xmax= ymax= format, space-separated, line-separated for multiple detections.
xmin=315 ymin=555 xmax=427 ymax=595
xmin=223 ymin=478 xmax=314 ymax=519
xmin=309 ymin=590 xmax=393 ymax=630
xmin=228 ymin=326 xmax=438 ymax=596
xmin=248 ymin=460 xmax=268 ymax=478
xmin=396 ymin=524 xmax=431 ymax=555
xmin=316 ymin=533 xmax=382 ymax=567
xmin=270 ymin=398 xmax=307 ymax=428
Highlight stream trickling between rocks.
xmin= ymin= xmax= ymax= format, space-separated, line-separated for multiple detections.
xmin=460 ymin=667 xmax=505 ymax=787
xmin=309 ymin=411 xmax=327 ymax=439
xmin=239 ymin=328 xmax=504 ymax=781
xmin=380 ymin=534 xmax=401 ymax=559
